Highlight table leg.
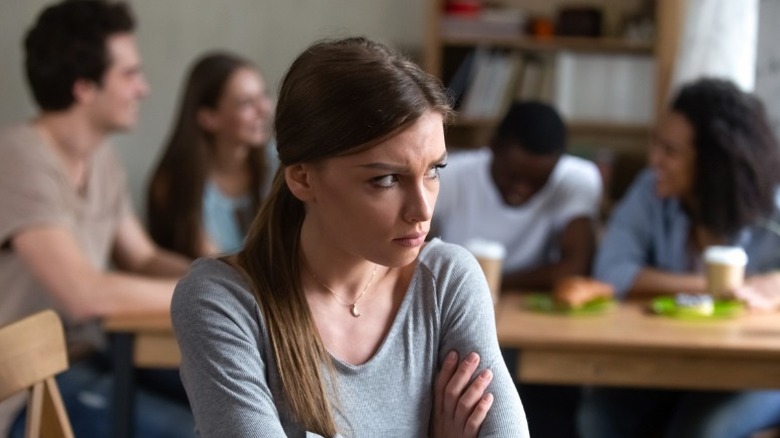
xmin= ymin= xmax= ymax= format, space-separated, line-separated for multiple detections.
xmin=111 ymin=332 xmax=135 ymax=438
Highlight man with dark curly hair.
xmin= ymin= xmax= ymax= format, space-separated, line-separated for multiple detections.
xmin=584 ymin=77 xmax=780 ymax=438
xmin=0 ymin=1 xmax=194 ymax=436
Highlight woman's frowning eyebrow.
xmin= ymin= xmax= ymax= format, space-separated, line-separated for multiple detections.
xmin=357 ymin=151 xmax=448 ymax=172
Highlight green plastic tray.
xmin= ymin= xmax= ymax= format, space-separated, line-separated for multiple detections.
xmin=650 ymin=296 xmax=744 ymax=320
xmin=524 ymin=293 xmax=615 ymax=316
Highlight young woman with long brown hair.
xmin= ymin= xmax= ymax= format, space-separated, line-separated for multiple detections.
xmin=147 ymin=52 xmax=275 ymax=258
xmin=171 ymin=37 xmax=528 ymax=437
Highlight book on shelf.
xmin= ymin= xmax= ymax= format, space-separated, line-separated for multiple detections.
xmin=457 ymin=46 xmax=491 ymax=118
xmin=498 ymin=53 xmax=525 ymax=118
xmin=553 ymin=51 xmax=655 ymax=124
xmin=451 ymin=49 xmax=558 ymax=122
xmin=457 ymin=49 xmax=523 ymax=120
xmin=515 ymin=55 xmax=556 ymax=103
xmin=516 ymin=56 xmax=542 ymax=101
xmin=446 ymin=50 xmax=477 ymax=109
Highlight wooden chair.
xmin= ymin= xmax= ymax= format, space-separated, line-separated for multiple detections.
xmin=0 ymin=310 xmax=74 ymax=438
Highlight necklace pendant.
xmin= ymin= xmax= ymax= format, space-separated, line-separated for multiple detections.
xmin=350 ymin=304 xmax=361 ymax=317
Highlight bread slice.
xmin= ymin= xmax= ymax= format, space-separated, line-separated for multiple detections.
xmin=553 ymin=276 xmax=615 ymax=308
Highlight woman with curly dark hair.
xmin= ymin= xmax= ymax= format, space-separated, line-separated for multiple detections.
xmin=582 ymin=78 xmax=780 ymax=437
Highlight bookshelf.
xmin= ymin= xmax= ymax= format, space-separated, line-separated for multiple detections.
xmin=423 ymin=0 xmax=684 ymax=154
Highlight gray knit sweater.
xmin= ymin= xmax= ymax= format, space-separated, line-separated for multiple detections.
xmin=171 ymin=239 xmax=528 ymax=437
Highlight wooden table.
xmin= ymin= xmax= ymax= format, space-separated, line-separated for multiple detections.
xmin=103 ymin=295 xmax=780 ymax=437
xmin=496 ymin=293 xmax=780 ymax=390
xmin=104 ymin=311 xmax=179 ymax=438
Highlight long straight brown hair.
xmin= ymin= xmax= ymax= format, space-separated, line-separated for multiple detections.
xmin=234 ymin=37 xmax=452 ymax=435
xmin=147 ymin=52 xmax=269 ymax=259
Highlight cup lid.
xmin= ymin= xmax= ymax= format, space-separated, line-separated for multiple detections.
xmin=464 ymin=238 xmax=506 ymax=259
xmin=704 ymin=245 xmax=748 ymax=265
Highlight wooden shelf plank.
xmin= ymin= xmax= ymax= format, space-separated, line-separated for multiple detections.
xmin=568 ymin=121 xmax=651 ymax=136
xmin=452 ymin=116 xmax=651 ymax=137
xmin=441 ymin=34 xmax=654 ymax=55
xmin=453 ymin=116 xmax=497 ymax=128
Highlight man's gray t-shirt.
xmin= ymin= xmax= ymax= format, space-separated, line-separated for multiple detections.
xmin=0 ymin=123 xmax=133 ymax=435
xmin=172 ymin=239 xmax=528 ymax=437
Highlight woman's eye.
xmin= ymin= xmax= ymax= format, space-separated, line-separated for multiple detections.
xmin=426 ymin=163 xmax=447 ymax=180
xmin=373 ymin=175 xmax=398 ymax=188
xmin=660 ymin=143 xmax=675 ymax=157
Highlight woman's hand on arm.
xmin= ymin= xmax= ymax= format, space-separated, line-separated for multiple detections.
xmin=430 ymin=350 xmax=494 ymax=438
xmin=735 ymin=272 xmax=780 ymax=311
xmin=629 ymin=268 xmax=707 ymax=297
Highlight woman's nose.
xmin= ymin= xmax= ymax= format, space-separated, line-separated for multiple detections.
xmin=404 ymin=183 xmax=434 ymax=223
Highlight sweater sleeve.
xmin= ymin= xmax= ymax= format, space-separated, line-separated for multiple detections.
xmin=171 ymin=259 xmax=288 ymax=438
xmin=433 ymin=243 xmax=529 ymax=437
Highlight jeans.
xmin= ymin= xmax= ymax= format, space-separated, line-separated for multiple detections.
xmin=519 ymin=383 xmax=582 ymax=438
xmin=577 ymin=387 xmax=780 ymax=438
xmin=9 ymin=358 xmax=195 ymax=438
xmin=503 ymin=347 xmax=582 ymax=438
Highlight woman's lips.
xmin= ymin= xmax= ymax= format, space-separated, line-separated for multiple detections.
xmin=394 ymin=232 xmax=427 ymax=247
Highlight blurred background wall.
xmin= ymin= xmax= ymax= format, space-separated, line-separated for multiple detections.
xmin=0 ymin=0 xmax=425 ymax=212
xmin=756 ymin=0 xmax=780 ymax=139
xmin=2 ymin=0 xmax=780 ymax=214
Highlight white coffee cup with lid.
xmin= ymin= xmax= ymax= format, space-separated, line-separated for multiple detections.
xmin=464 ymin=238 xmax=506 ymax=305
xmin=703 ymin=246 xmax=748 ymax=299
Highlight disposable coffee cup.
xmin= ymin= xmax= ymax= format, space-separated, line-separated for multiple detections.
xmin=464 ymin=238 xmax=506 ymax=305
xmin=703 ymin=246 xmax=748 ymax=299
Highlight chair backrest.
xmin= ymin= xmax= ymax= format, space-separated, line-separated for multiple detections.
xmin=0 ymin=310 xmax=74 ymax=438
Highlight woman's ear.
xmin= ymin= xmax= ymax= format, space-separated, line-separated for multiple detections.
xmin=197 ymin=107 xmax=219 ymax=133
xmin=285 ymin=163 xmax=316 ymax=202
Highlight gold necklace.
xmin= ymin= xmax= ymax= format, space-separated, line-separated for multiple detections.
xmin=307 ymin=264 xmax=378 ymax=317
